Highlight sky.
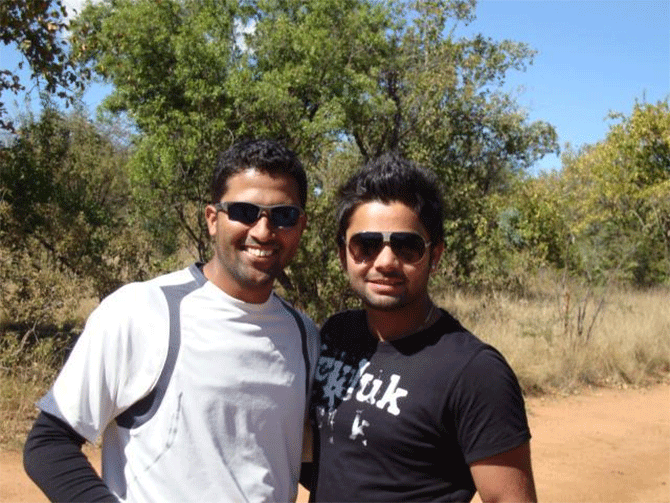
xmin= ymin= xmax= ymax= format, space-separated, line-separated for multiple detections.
xmin=455 ymin=0 xmax=669 ymax=173
xmin=2 ymin=0 xmax=669 ymax=174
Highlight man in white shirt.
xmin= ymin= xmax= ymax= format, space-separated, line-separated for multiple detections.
xmin=24 ymin=139 xmax=319 ymax=503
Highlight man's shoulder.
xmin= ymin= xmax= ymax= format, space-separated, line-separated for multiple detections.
xmin=105 ymin=264 xmax=202 ymax=300
xmin=430 ymin=312 xmax=517 ymax=385
xmin=433 ymin=310 xmax=487 ymax=349
xmin=322 ymin=309 xmax=366 ymax=330
xmin=319 ymin=310 xmax=368 ymax=348
xmin=383 ymin=310 xmax=494 ymax=368
xmin=89 ymin=265 xmax=202 ymax=329
xmin=270 ymin=293 xmax=319 ymax=333
xmin=144 ymin=263 xmax=206 ymax=289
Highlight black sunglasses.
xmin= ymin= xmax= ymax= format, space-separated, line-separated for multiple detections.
xmin=347 ymin=231 xmax=431 ymax=264
xmin=214 ymin=202 xmax=303 ymax=228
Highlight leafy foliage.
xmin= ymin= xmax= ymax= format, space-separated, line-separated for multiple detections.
xmin=0 ymin=0 xmax=85 ymax=130
xmin=0 ymin=108 xmax=164 ymax=330
xmin=70 ymin=0 xmax=242 ymax=259
xmin=559 ymin=100 xmax=670 ymax=286
xmin=66 ymin=0 xmax=558 ymax=316
xmin=230 ymin=0 xmax=558 ymax=286
xmin=473 ymin=98 xmax=670 ymax=292
xmin=284 ymin=147 xmax=361 ymax=322
xmin=454 ymin=173 xmax=569 ymax=293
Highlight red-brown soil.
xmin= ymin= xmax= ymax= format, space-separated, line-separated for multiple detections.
xmin=3 ymin=384 xmax=668 ymax=503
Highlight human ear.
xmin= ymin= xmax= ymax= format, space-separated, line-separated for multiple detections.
xmin=297 ymin=213 xmax=307 ymax=235
xmin=205 ymin=204 xmax=219 ymax=236
xmin=338 ymin=246 xmax=348 ymax=271
xmin=430 ymin=241 xmax=444 ymax=272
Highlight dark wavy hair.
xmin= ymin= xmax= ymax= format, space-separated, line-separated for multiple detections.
xmin=336 ymin=152 xmax=444 ymax=247
xmin=211 ymin=139 xmax=307 ymax=208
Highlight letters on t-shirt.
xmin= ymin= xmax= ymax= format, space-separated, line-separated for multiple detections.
xmin=314 ymin=353 xmax=409 ymax=446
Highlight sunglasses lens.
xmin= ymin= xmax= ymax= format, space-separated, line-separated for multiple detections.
xmin=270 ymin=206 xmax=302 ymax=227
xmin=390 ymin=233 xmax=427 ymax=263
xmin=348 ymin=233 xmax=384 ymax=262
xmin=348 ymin=232 xmax=428 ymax=263
xmin=225 ymin=202 xmax=301 ymax=228
xmin=227 ymin=202 xmax=261 ymax=225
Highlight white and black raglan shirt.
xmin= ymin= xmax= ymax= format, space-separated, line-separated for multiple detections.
xmin=26 ymin=263 xmax=319 ymax=503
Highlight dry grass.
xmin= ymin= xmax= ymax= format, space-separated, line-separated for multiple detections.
xmin=1 ymin=281 xmax=668 ymax=449
xmin=437 ymin=284 xmax=670 ymax=395
xmin=0 ymin=335 xmax=68 ymax=449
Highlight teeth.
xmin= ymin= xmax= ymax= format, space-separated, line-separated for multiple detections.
xmin=248 ymin=248 xmax=273 ymax=257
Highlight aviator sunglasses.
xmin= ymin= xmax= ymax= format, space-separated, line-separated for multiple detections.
xmin=347 ymin=231 xmax=431 ymax=264
xmin=214 ymin=202 xmax=303 ymax=228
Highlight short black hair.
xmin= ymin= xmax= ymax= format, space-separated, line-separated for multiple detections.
xmin=211 ymin=139 xmax=307 ymax=208
xmin=336 ymin=152 xmax=444 ymax=247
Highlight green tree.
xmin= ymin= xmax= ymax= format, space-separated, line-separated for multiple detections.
xmin=69 ymin=0 xmax=558 ymax=317
xmin=560 ymin=99 xmax=670 ymax=286
xmin=231 ymin=0 xmax=557 ymax=288
xmin=0 ymin=107 xmax=162 ymax=330
xmin=70 ymin=0 xmax=242 ymax=259
xmin=462 ymin=172 xmax=569 ymax=292
xmin=1 ymin=0 xmax=85 ymax=130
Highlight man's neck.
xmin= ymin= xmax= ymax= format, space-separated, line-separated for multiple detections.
xmin=366 ymin=297 xmax=437 ymax=342
xmin=202 ymin=260 xmax=273 ymax=304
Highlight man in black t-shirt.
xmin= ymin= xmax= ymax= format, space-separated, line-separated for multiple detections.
xmin=307 ymin=154 xmax=537 ymax=502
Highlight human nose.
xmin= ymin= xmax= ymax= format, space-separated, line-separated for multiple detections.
xmin=248 ymin=211 xmax=274 ymax=240
xmin=373 ymin=243 xmax=401 ymax=269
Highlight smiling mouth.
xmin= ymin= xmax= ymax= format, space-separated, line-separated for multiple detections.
xmin=246 ymin=247 xmax=275 ymax=258
xmin=368 ymin=274 xmax=403 ymax=283
xmin=369 ymin=279 xmax=403 ymax=287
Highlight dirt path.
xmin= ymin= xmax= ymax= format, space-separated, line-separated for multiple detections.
xmin=2 ymin=384 xmax=668 ymax=503
xmin=521 ymin=383 xmax=669 ymax=503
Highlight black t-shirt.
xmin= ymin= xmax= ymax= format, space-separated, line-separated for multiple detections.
xmin=309 ymin=309 xmax=531 ymax=502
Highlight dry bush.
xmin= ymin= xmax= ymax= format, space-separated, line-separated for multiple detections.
xmin=437 ymin=284 xmax=670 ymax=395
xmin=0 ymin=247 xmax=92 ymax=448
xmin=2 ymin=273 xmax=668 ymax=449
xmin=0 ymin=334 xmax=70 ymax=448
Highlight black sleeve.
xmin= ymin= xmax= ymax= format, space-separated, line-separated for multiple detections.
xmin=299 ymin=461 xmax=313 ymax=489
xmin=449 ymin=348 xmax=531 ymax=465
xmin=23 ymin=411 xmax=118 ymax=502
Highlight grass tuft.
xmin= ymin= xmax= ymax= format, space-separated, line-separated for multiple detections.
xmin=0 ymin=332 xmax=70 ymax=449
xmin=437 ymin=285 xmax=670 ymax=395
xmin=1 ymin=283 xmax=668 ymax=449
